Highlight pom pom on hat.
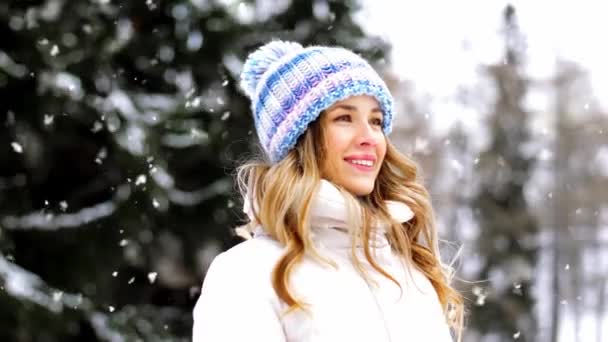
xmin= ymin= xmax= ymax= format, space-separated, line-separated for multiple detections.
xmin=240 ymin=40 xmax=303 ymax=98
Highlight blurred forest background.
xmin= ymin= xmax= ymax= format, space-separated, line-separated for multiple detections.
xmin=0 ymin=0 xmax=606 ymax=341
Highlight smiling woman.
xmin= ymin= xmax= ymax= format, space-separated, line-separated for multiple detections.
xmin=192 ymin=40 xmax=464 ymax=342
xmin=320 ymin=95 xmax=387 ymax=196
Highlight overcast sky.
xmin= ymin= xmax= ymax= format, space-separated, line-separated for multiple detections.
xmin=360 ymin=0 xmax=608 ymax=129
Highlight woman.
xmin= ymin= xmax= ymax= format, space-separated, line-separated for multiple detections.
xmin=192 ymin=40 xmax=464 ymax=341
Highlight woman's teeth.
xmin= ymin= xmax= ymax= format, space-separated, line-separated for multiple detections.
xmin=348 ymin=160 xmax=373 ymax=166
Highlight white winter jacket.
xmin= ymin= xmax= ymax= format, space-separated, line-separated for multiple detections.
xmin=192 ymin=180 xmax=453 ymax=341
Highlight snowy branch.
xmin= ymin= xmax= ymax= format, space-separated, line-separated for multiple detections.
xmin=166 ymin=178 xmax=232 ymax=206
xmin=0 ymin=254 xmax=91 ymax=313
xmin=0 ymin=254 xmax=130 ymax=342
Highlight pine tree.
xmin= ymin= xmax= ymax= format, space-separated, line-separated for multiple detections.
xmin=467 ymin=5 xmax=539 ymax=341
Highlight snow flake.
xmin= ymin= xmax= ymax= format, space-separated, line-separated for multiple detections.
xmin=564 ymin=264 xmax=570 ymax=270
xmin=472 ymin=285 xmax=487 ymax=306
xmin=152 ymin=198 xmax=160 ymax=208
xmin=95 ymin=147 xmax=107 ymax=164
xmin=512 ymin=282 xmax=523 ymax=295
xmin=91 ymin=121 xmax=103 ymax=133
xmin=135 ymin=174 xmax=147 ymax=186
xmin=147 ymin=272 xmax=158 ymax=284
xmin=112 ymin=271 xmax=118 ymax=277
xmin=119 ymin=239 xmax=129 ymax=247
xmin=44 ymin=114 xmax=54 ymax=126
xmin=221 ymin=79 xmax=229 ymax=87
xmin=186 ymin=96 xmax=201 ymax=108
xmin=220 ymin=111 xmax=230 ymax=121
xmin=513 ymin=331 xmax=521 ymax=339
xmin=59 ymin=201 xmax=68 ymax=212
xmin=11 ymin=142 xmax=23 ymax=153
xmin=108 ymin=305 xmax=115 ymax=312
xmin=50 ymin=44 xmax=60 ymax=56
xmin=128 ymin=277 xmax=135 ymax=284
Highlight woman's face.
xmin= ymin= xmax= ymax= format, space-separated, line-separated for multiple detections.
xmin=320 ymin=95 xmax=387 ymax=196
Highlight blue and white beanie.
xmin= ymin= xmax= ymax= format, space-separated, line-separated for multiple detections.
xmin=240 ymin=40 xmax=395 ymax=163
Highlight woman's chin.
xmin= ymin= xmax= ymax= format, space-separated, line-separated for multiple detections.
xmin=338 ymin=179 xmax=375 ymax=197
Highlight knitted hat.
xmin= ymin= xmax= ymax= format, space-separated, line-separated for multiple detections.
xmin=240 ymin=40 xmax=395 ymax=163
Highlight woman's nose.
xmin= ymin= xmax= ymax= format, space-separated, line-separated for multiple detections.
xmin=356 ymin=122 xmax=378 ymax=147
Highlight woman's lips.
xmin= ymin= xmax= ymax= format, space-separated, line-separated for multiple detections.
xmin=345 ymin=159 xmax=375 ymax=172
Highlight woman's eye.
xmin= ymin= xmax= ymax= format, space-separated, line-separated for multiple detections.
xmin=371 ymin=118 xmax=383 ymax=126
xmin=336 ymin=115 xmax=351 ymax=122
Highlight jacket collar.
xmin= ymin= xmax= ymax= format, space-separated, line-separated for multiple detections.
xmin=307 ymin=179 xmax=413 ymax=250
xmin=248 ymin=179 xmax=414 ymax=250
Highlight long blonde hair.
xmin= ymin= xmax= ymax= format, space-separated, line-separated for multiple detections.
xmin=236 ymin=116 xmax=464 ymax=339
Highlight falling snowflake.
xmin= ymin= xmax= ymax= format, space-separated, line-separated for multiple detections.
xmin=135 ymin=174 xmax=147 ymax=186
xmin=44 ymin=114 xmax=54 ymax=125
xmin=50 ymin=44 xmax=60 ymax=56
xmin=11 ymin=142 xmax=23 ymax=153
xmin=186 ymin=96 xmax=201 ymax=108
xmin=59 ymin=201 xmax=68 ymax=211
xmin=95 ymin=147 xmax=107 ymax=164
xmin=472 ymin=285 xmax=487 ymax=306
xmin=108 ymin=305 xmax=115 ymax=312
xmin=112 ymin=271 xmax=118 ymax=277
xmin=91 ymin=120 xmax=103 ymax=133
xmin=513 ymin=331 xmax=521 ymax=339
xmin=147 ymin=272 xmax=158 ymax=284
